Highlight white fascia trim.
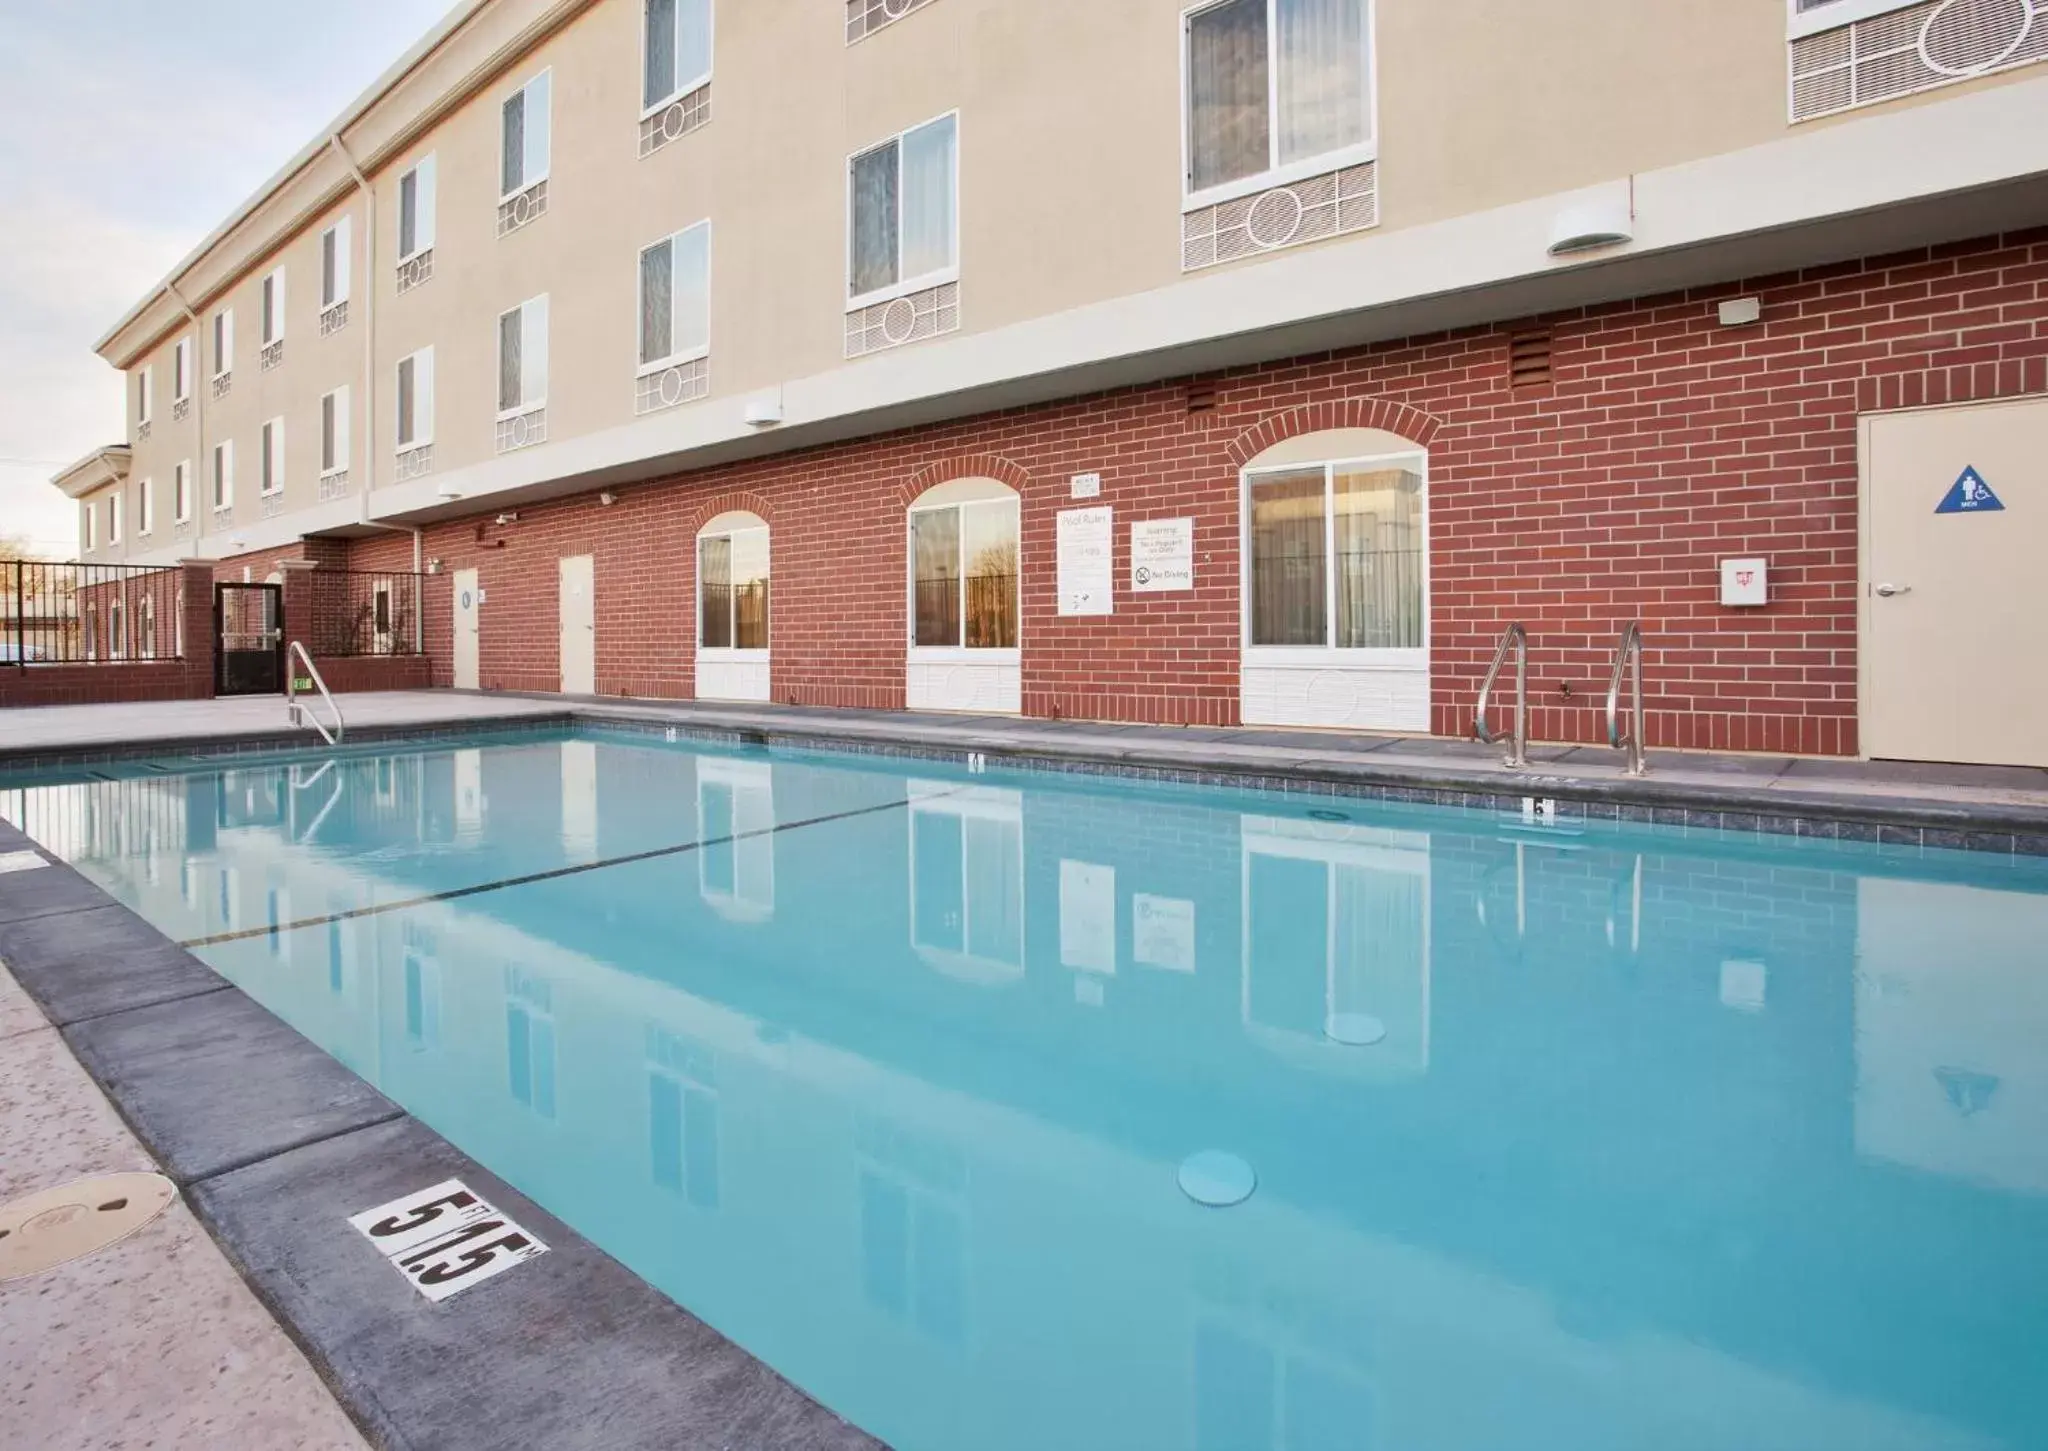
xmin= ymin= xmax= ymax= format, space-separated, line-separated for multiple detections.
xmin=345 ymin=75 xmax=2048 ymax=530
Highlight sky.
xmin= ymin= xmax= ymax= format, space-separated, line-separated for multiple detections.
xmin=0 ymin=0 xmax=455 ymax=556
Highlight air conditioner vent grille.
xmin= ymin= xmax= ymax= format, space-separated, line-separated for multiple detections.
xmin=1791 ymin=0 xmax=2048 ymax=121
xmin=1183 ymin=163 xmax=1377 ymax=273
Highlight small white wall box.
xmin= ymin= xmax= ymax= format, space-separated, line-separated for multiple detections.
xmin=1721 ymin=557 xmax=1768 ymax=607
xmin=742 ymin=390 xmax=783 ymax=427
xmin=1719 ymin=297 xmax=1763 ymax=327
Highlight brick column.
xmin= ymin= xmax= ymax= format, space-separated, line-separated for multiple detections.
xmin=278 ymin=559 xmax=319 ymax=658
xmin=177 ymin=561 xmax=216 ymax=697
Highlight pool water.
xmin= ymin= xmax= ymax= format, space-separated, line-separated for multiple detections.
xmin=7 ymin=730 xmax=2048 ymax=1451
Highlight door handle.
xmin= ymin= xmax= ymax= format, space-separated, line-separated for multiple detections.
xmin=1874 ymin=583 xmax=1912 ymax=598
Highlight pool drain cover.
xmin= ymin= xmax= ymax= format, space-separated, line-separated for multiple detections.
xmin=1179 ymin=1151 xmax=1256 ymax=1208
xmin=0 ymin=1173 xmax=176 ymax=1281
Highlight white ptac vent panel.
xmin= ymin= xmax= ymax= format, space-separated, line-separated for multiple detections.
xmin=1790 ymin=1 xmax=2048 ymax=122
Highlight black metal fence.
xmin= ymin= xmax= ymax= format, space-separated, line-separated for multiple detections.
xmin=302 ymin=570 xmax=426 ymax=657
xmin=4 ymin=561 xmax=184 ymax=665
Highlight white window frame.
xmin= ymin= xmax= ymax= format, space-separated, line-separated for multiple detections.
xmin=106 ymin=493 xmax=121 ymax=546
xmin=500 ymin=69 xmax=553 ymax=204
xmin=846 ymin=110 xmax=961 ymax=312
xmin=397 ymin=155 xmax=437 ymax=262
xmin=396 ymin=348 xmax=436 ymax=449
xmin=1239 ymin=448 xmax=1429 ymax=669
xmin=260 ymin=417 xmax=285 ymax=496
xmin=173 ymin=338 xmax=193 ymax=402
xmin=260 ymin=267 xmax=286 ymax=346
xmin=1786 ymin=0 xmax=1922 ymax=39
xmin=905 ymin=493 xmax=1021 ymax=662
xmin=641 ymin=0 xmax=715 ymax=119
xmin=138 ymin=478 xmax=153 ymax=536
xmin=1179 ymin=0 xmax=1380 ymax=213
xmin=83 ymin=501 xmax=95 ymax=551
xmin=496 ymin=296 xmax=550 ymax=421
xmin=109 ymin=599 xmax=124 ymax=659
xmin=319 ymin=386 xmax=351 ymax=478
xmin=320 ymin=216 xmax=352 ymax=311
xmin=174 ymin=461 xmax=192 ymax=522
xmin=637 ymin=220 xmax=712 ymax=376
xmin=136 ymin=365 xmax=153 ymax=426
xmin=211 ymin=307 xmax=234 ymax=378
xmin=212 ymin=439 xmax=234 ymax=509
xmin=696 ymin=523 xmax=769 ymax=659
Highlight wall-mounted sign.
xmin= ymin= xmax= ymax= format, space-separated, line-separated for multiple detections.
xmin=1070 ymin=472 xmax=1102 ymax=499
xmin=1057 ymin=507 xmax=1114 ymax=616
xmin=1936 ymin=465 xmax=2005 ymax=515
xmin=1133 ymin=894 xmax=1195 ymax=973
xmin=1131 ymin=518 xmax=1194 ymax=593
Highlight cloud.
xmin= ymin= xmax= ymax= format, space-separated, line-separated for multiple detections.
xmin=0 ymin=0 xmax=450 ymax=555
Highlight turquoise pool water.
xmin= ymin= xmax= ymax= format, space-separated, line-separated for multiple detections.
xmin=7 ymin=730 xmax=2048 ymax=1451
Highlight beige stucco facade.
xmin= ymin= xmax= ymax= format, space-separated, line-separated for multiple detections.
xmin=70 ymin=0 xmax=2048 ymax=562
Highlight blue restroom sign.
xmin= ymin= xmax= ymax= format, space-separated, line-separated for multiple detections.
xmin=1934 ymin=465 xmax=2004 ymax=515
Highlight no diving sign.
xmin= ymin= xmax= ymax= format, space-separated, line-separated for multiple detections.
xmin=349 ymin=1178 xmax=547 ymax=1303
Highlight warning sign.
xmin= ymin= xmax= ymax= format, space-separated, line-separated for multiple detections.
xmin=1935 ymin=466 xmax=2005 ymax=515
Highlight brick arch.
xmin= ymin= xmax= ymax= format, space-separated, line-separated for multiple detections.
xmin=1224 ymin=398 xmax=1447 ymax=468
xmin=682 ymin=489 xmax=778 ymax=536
xmin=898 ymin=452 xmax=1034 ymax=508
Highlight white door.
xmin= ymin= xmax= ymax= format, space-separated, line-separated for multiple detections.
xmin=453 ymin=569 xmax=480 ymax=691
xmin=1864 ymin=397 xmax=2047 ymax=766
xmin=558 ymin=554 xmax=595 ymax=696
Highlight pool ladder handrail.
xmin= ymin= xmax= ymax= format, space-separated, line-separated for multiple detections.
xmin=1472 ymin=622 xmax=1530 ymax=769
xmin=286 ymin=641 xmax=345 ymax=746
xmin=1605 ymin=621 xmax=1647 ymax=777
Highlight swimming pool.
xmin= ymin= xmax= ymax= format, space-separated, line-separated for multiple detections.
xmin=7 ymin=729 xmax=2046 ymax=1450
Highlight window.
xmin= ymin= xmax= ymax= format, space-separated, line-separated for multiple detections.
xmin=83 ymin=501 xmax=95 ymax=551
xmin=211 ymin=308 xmax=233 ymax=377
xmin=110 ymin=600 xmax=124 ymax=658
xmin=397 ymin=155 xmax=437 ymax=260
xmin=644 ymin=0 xmax=712 ymax=112
xmin=1184 ymin=0 xmax=1374 ymax=202
xmin=498 ymin=296 xmax=549 ymax=416
xmin=141 ymin=597 xmax=156 ymax=657
xmin=106 ymin=493 xmax=121 ymax=545
xmin=173 ymin=338 xmax=192 ymax=401
xmin=698 ymin=525 xmax=768 ymax=652
xmin=1786 ymin=0 xmax=1919 ymax=37
xmin=1244 ymin=453 xmax=1424 ymax=651
xmin=135 ymin=366 xmax=153 ymax=425
xmin=909 ymin=490 xmax=1019 ymax=651
xmin=260 ymin=268 xmax=285 ymax=346
xmin=138 ymin=478 xmax=153 ymax=535
xmin=260 ymin=418 xmax=285 ymax=495
xmin=321 ymin=387 xmax=351 ymax=474
xmin=849 ymin=112 xmax=958 ymax=305
xmin=501 ymin=70 xmax=552 ymax=200
xmin=638 ymin=222 xmax=711 ymax=372
xmin=212 ymin=440 xmax=234 ymax=509
xmin=397 ymin=349 xmax=435 ymax=448
xmin=174 ymin=461 xmax=191 ymax=522
xmin=320 ymin=218 xmax=351 ymax=309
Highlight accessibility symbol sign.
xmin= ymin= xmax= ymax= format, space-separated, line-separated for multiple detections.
xmin=1934 ymin=465 xmax=2004 ymax=515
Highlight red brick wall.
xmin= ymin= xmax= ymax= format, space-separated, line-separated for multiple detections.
xmin=345 ymin=230 xmax=2048 ymax=753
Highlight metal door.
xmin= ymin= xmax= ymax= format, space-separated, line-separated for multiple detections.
xmin=558 ymin=555 xmax=594 ymax=696
xmin=453 ymin=569 xmax=480 ymax=691
xmin=214 ymin=582 xmax=284 ymax=696
xmin=1863 ymin=397 xmax=2047 ymax=766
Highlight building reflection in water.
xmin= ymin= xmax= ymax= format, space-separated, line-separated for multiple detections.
xmin=7 ymin=739 xmax=2048 ymax=1451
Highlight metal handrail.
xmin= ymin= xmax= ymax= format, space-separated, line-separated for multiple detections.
xmin=286 ymin=641 xmax=345 ymax=746
xmin=1472 ymin=623 xmax=1530 ymax=768
xmin=1605 ymin=621 xmax=1646 ymax=777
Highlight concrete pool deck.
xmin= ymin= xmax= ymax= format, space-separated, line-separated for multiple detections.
xmin=5 ymin=688 xmax=2042 ymax=851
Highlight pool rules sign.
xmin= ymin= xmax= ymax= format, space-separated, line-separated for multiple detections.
xmin=1131 ymin=518 xmax=1194 ymax=593
xmin=349 ymin=1178 xmax=548 ymax=1303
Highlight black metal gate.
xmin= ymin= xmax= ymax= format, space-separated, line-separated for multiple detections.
xmin=215 ymin=582 xmax=284 ymax=696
